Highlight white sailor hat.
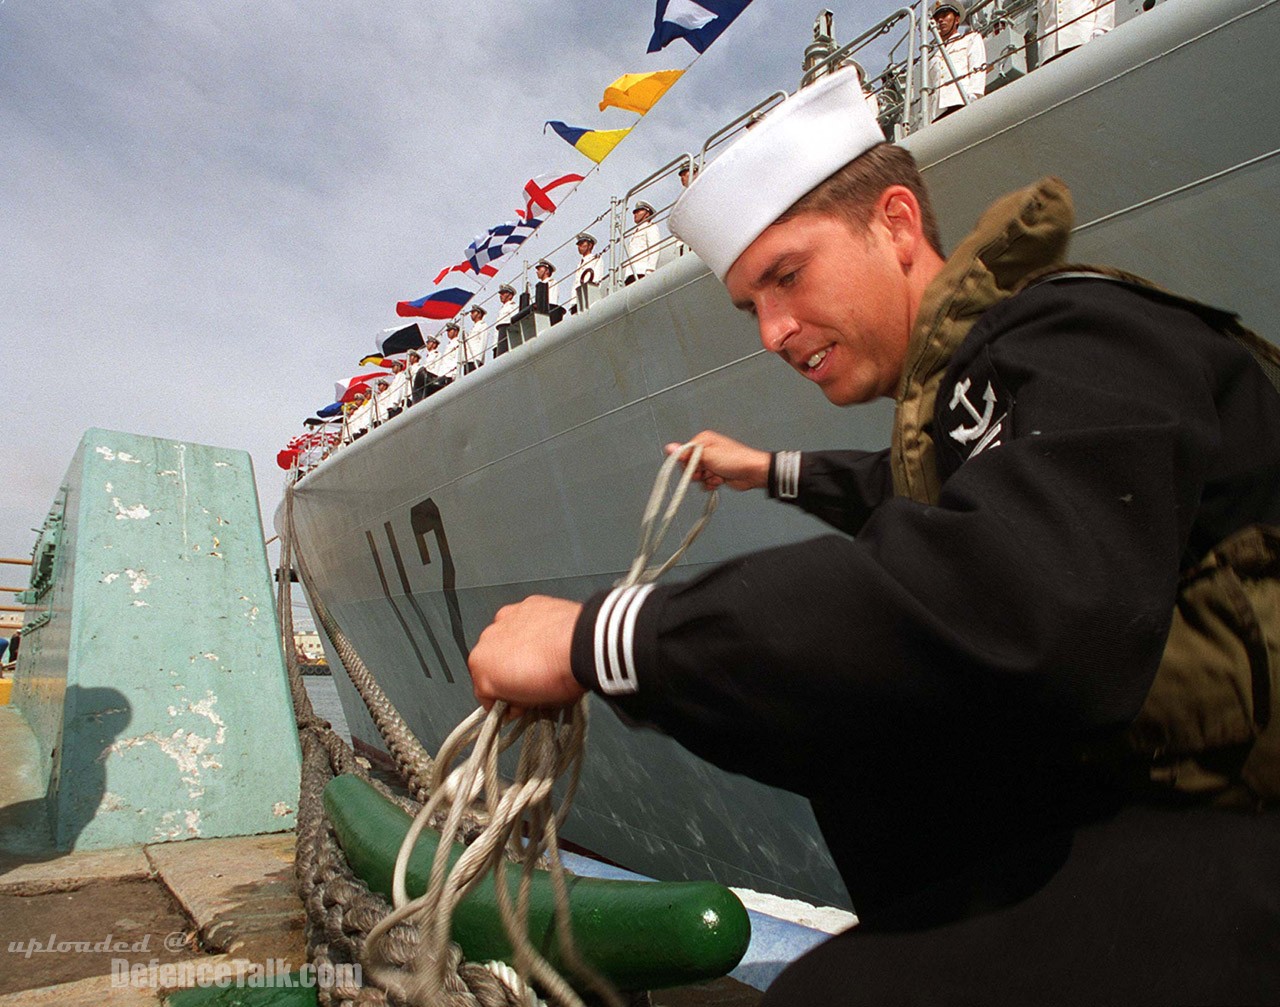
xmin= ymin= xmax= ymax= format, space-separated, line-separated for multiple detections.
xmin=668 ymin=66 xmax=884 ymax=282
xmin=933 ymin=0 xmax=965 ymax=16
xmin=633 ymin=200 xmax=656 ymax=215
xmin=469 ymin=303 xmax=486 ymax=316
xmin=498 ymin=283 xmax=516 ymax=295
xmin=575 ymin=232 xmax=597 ymax=245
xmin=444 ymin=321 xmax=460 ymax=332
xmin=535 ymin=258 xmax=555 ymax=273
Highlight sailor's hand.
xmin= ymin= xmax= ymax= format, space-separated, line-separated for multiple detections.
xmin=469 ymin=596 xmax=586 ymax=714
xmin=665 ymin=430 xmax=770 ymax=492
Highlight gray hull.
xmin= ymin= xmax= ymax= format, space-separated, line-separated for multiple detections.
xmin=282 ymin=0 xmax=1280 ymax=910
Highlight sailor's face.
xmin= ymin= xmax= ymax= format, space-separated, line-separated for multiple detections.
xmin=934 ymin=10 xmax=959 ymax=38
xmin=725 ymin=211 xmax=911 ymax=406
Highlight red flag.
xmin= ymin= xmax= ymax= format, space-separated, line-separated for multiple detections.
xmin=335 ymin=371 xmax=389 ymax=402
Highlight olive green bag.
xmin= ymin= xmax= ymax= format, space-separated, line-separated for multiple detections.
xmin=893 ymin=177 xmax=1280 ymax=807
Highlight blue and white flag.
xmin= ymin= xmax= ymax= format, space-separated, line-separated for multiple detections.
xmin=647 ymin=0 xmax=752 ymax=54
xmin=465 ymin=219 xmax=542 ymax=274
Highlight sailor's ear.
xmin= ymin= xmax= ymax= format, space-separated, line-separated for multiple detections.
xmin=878 ymin=186 xmax=927 ymax=265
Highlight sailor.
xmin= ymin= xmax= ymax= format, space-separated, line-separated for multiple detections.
xmin=1038 ymin=0 xmax=1115 ymax=63
xmin=371 ymin=378 xmax=392 ymax=425
xmin=346 ymin=388 xmax=373 ymax=439
xmin=437 ymin=322 xmax=462 ymax=382
xmin=929 ymin=1 xmax=987 ymax=121
xmin=534 ymin=259 xmax=561 ymax=310
xmin=406 ymin=348 xmax=429 ymax=404
xmin=495 ymin=283 xmax=518 ymax=327
xmin=379 ymin=362 xmax=410 ymax=417
xmin=467 ymin=66 xmax=1280 ymax=1003
xmin=625 ymin=201 xmax=662 ymax=283
xmin=461 ymin=303 xmax=493 ymax=373
xmin=675 ymin=172 xmax=700 ymax=257
xmin=493 ymin=283 xmax=519 ymax=355
xmin=573 ymin=233 xmax=602 ymax=293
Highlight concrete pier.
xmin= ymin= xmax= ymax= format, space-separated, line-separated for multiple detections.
xmin=11 ymin=429 xmax=300 ymax=851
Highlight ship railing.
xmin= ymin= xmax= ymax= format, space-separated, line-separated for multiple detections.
xmin=1 ymin=556 xmax=33 ymax=619
xmin=801 ymin=8 xmax=919 ymax=133
xmin=914 ymin=0 xmax=1117 ymax=129
xmin=795 ymin=0 xmax=1115 ymax=135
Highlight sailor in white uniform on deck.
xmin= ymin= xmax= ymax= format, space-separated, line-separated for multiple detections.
xmin=495 ymin=283 xmax=518 ymax=327
xmin=494 ymin=283 xmax=518 ymax=354
xmin=1037 ymin=0 xmax=1114 ymax=63
xmin=534 ymin=259 xmax=560 ymax=310
xmin=573 ymin=233 xmax=602 ymax=294
xmin=462 ymin=304 xmax=494 ymax=372
xmin=929 ymin=1 xmax=987 ymax=121
xmin=347 ymin=389 xmax=373 ymax=438
xmin=626 ymin=201 xmax=662 ymax=282
xmin=380 ymin=359 xmax=410 ymax=415
xmin=436 ymin=322 xmax=462 ymax=379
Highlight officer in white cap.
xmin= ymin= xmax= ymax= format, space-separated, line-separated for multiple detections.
xmin=495 ymin=283 xmax=518 ymax=326
xmin=625 ymin=200 xmax=662 ymax=283
xmin=462 ymin=302 xmax=494 ymax=373
xmin=491 ymin=283 xmax=518 ymax=356
xmin=437 ymin=321 xmax=462 ymax=380
xmin=929 ymin=0 xmax=988 ymax=121
xmin=534 ymin=258 xmax=560 ymax=310
xmin=573 ymin=233 xmax=602 ymax=295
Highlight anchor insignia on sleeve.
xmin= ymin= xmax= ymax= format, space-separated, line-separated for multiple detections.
xmin=948 ymin=378 xmax=1005 ymax=457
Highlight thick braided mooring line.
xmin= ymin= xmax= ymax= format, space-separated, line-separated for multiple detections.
xmin=283 ymin=484 xmax=520 ymax=1007
xmin=291 ymin=545 xmax=437 ymax=803
xmin=363 ymin=443 xmax=717 ymax=1007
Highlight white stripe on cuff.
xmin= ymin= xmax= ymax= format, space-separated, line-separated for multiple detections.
xmin=591 ymin=583 xmax=657 ymax=695
xmin=776 ymin=450 xmax=801 ymax=499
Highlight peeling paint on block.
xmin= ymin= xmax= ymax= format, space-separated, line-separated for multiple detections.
xmin=95 ymin=446 xmax=142 ymax=464
xmin=112 ymin=497 xmax=151 ymax=520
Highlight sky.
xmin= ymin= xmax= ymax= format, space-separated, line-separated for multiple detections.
xmin=1 ymin=0 xmax=905 ymax=576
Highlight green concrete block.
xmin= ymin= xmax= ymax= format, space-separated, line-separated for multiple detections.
xmin=12 ymin=429 xmax=300 ymax=850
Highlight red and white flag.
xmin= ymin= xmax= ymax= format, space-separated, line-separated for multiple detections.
xmin=517 ymin=172 xmax=586 ymax=222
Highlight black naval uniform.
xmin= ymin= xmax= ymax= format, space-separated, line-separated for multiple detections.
xmin=569 ymin=276 xmax=1280 ymax=1003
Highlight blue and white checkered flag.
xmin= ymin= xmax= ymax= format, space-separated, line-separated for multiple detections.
xmin=466 ymin=219 xmax=543 ymax=274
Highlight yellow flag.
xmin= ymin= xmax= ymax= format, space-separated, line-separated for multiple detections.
xmin=598 ymin=69 xmax=685 ymax=115
xmin=575 ymin=127 xmax=632 ymax=163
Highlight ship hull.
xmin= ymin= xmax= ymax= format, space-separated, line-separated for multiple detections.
xmin=283 ymin=0 xmax=1280 ymax=909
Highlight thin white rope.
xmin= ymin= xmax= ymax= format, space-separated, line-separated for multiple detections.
xmin=364 ymin=442 xmax=717 ymax=1006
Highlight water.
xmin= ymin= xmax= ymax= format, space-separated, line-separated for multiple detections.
xmin=302 ymin=674 xmax=350 ymax=743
